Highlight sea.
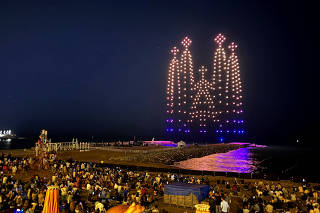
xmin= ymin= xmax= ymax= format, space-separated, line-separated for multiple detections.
xmin=1 ymin=138 xmax=317 ymax=182
xmin=0 ymin=138 xmax=36 ymax=150
xmin=174 ymin=145 xmax=318 ymax=182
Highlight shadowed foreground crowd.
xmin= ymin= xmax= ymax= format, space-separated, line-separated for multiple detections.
xmin=0 ymin=152 xmax=319 ymax=213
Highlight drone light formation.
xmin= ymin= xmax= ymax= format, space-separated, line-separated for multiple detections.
xmin=226 ymin=42 xmax=244 ymax=134
xmin=190 ymin=66 xmax=215 ymax=133
xmin=213 ymin=33 xmax=227 ymax=128
xmin=165 ymin=33 xmax=245 ymax=140
xmin=165 ymin=47 xmax=180 ymax=132
xmin=177 ymin=37 xmax=194 ymax=133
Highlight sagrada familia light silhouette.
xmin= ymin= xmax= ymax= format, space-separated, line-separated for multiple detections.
xmin=165 ymin=34 xmax=244 ymax=142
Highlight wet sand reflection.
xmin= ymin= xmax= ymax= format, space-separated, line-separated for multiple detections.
xmin=174 ymin=147 xmax=257 ymax=173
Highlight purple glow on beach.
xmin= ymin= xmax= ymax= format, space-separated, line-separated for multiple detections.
xmin=144 ymin=140 xmax=177 ymax=146
xmin=229 ymin=142 xmax=251 ymax=145
xmin=174 ymin=147 xmax=258 ymax=173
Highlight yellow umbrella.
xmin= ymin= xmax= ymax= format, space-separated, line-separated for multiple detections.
xmin=42 ymin=186 xmax=59 ymax=213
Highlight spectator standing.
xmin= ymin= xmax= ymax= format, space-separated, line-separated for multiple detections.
xmin=220 ymin=196 xmax=229 ymax=213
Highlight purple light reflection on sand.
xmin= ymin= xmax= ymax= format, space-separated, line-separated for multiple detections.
xmin=174 ymin=148 xmax=258 ymax=173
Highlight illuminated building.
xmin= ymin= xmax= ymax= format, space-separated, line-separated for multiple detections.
xmin=0 ymin=130 xmax=16 ymax=139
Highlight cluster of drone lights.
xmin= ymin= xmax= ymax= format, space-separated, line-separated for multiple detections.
xmin=165 ymin=34 xmax=244 ymax=136
xmin=190 ymin=65 xmax=215 ymax=133
xmin=213 ymin=33 xmax=227 ymax=125
xmin=178 ymin=37 xmax=194 ymax=122
xmin=166 ymin=47 xmax=179 ymax=116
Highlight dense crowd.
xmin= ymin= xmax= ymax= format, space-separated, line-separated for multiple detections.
xmin=208 ymin=179 xmax=320 ymax=213
xmin=0 ymin=151 xmax=319 ymax=213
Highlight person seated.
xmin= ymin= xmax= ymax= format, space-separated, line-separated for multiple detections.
xmin=95 ymin=201 xmax=105 ymax=213
xmin=265 ymin=203 xmax=273 ymax=213
xmin=242 ymin=204 xmax=249 ymax=213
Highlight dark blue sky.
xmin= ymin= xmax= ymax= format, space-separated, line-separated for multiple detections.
xmin=0 ymin=1 xmax=315 ymax=144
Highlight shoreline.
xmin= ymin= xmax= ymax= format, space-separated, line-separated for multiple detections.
xmin=1 ymin=143 xmax=318 ymax=183
xmin=1 ymin=147 xmax=317 ymax=186
xmin=0 ymin=143 xmax=243 ymax=168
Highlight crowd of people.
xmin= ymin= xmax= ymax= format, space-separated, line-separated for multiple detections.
xmin=208 ymin=179 xmax=320 ymax=213
xmin=0 ymin=151 xmax=319 ymax=213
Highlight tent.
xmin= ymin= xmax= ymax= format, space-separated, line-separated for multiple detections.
xmin=164 ymin=183 xmax=209 ymax=207
xmin=177 ymin=141 xmax=186 ymax=148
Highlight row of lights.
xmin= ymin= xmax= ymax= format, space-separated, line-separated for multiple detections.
xmin=216 ymin=130 xmax=245 ymax=134
xmin=165 ymin=128 xmax=245 ymax=134
xmin=165 ymin=128 xmax=191 ymax=133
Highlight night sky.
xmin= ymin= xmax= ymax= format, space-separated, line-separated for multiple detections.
xmin=0 ymin=1 xmax=315 ymax=145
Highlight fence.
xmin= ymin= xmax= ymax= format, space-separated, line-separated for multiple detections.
xmin=45 ymin=139 xmax=90 ymax=152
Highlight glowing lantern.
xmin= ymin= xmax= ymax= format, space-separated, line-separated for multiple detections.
xmin=195 ymin=203 xmax=210 ymax=213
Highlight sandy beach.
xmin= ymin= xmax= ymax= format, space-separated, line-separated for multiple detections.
xmin=0 ymin=143 xmax=243 ymax=169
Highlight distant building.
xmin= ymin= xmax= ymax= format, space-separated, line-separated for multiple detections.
xmin=0 ymin=130 xmax=16 ymax=139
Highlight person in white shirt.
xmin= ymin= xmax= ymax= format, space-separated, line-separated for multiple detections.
xmin=95 ymin=201 xmax=105 ymax=212
xmin=12 ymin=166 xmax=17 ymax=174
xmin=220 ymin=197 xmax=229 ymax=213
xmin=86 ymin=183 xmax=91 ymax=190
xmin=2 ymin=176 xmax=7 ymax=184
xmin=52 ymin=175 xmax=56 ymax=183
